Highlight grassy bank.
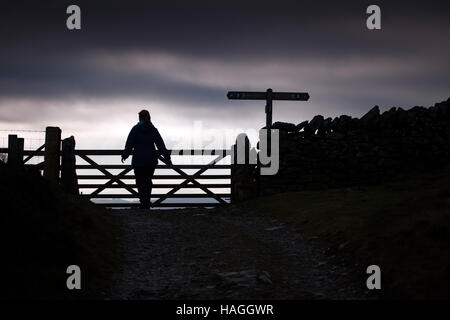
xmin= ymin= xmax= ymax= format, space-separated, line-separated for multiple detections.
xmin=235 ymin=167 xmax=450 ymax=299
xmin=0 ymin=163 xmax=120 ymax=299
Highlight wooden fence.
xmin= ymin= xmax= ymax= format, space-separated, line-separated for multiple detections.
xmin=1 ymin=127 xmax=234 ymax=208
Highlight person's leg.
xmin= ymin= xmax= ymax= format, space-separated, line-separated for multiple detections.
xmin=148 ymin=166 xmax=156 ymax=207
xmin=134 ymin=166 xmax=148 ymax=209
xmin=141 ymin=166 xmax=152 ymax=209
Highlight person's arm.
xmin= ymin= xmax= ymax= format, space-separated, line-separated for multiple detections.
xmin=122 ymin=127 xmax=136 ymax=162
xmin=154 ymin=128 xmax=172 ymax=164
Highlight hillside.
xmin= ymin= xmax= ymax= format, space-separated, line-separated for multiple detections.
xmin=233 ymin=165 xmax=450 ymax=299
xmin=0 ymin=163 xmax=120 ymax=299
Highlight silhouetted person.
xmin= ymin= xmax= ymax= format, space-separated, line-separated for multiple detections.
xmin=122 ymin=110 xmax=171 ymax=209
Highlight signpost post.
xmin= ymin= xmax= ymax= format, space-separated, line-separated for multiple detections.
xmin=227 ymin=88 xmax=310 ymax=155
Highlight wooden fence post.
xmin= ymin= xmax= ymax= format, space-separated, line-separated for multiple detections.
xmin=231 ymin=134 xmax=256 ymax=203
xmin=7 ymin=134 xmax=18 ymax=165
xmin=61 ymin=136 xmax=79 ymax=195
xmin=44 ymin=126 xmax=61 ymax=180
xmin=17 ymin=138 xmax=24 ymax=165
xmin=7 ymin=135 xmax=25 ymax=166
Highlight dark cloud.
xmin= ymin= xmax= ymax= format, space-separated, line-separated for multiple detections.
xmin=0 ymin=0 xmax=449 ymax=133
xmin=2 ymin=1 xmax=449 ymax=59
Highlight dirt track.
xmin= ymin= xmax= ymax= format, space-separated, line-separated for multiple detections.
xmin=109 ymin=207 xmax=370 ymax=299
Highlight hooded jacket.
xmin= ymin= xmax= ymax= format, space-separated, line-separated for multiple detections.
xmin=122 ymin=122 xmax=171 ymax=167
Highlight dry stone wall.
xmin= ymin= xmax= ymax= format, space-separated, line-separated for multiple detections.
xmin=256 ymin=98 xmax=450 ymax=196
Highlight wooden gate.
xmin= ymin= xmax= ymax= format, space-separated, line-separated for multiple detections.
xmin=75 ymin=149 xmax=231 ymax=208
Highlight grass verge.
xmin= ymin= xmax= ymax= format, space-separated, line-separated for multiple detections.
xmin=236 ymin=167 xmax=450 ymax=299
xmin=0 ymin=163 xmax=120 ymax=299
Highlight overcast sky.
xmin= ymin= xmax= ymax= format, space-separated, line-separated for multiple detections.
xmin=1 ymin=0 xmax=449 ymax=148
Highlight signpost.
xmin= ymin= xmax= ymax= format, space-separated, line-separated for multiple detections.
xmin=227 ymin=88 xmax=310 ymax=155
xmin=227 ymin=88 xmax=310 ymax=130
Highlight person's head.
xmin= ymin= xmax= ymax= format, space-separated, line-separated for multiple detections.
xmin=138 ymin=109 xmax=151 ymax=123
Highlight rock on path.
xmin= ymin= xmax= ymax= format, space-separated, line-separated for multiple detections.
xmin=109 ymin=207 xmax=369 ymax=299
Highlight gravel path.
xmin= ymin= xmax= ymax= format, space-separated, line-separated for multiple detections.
xmin=109 ymin=207 xmax=369 ymax=299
